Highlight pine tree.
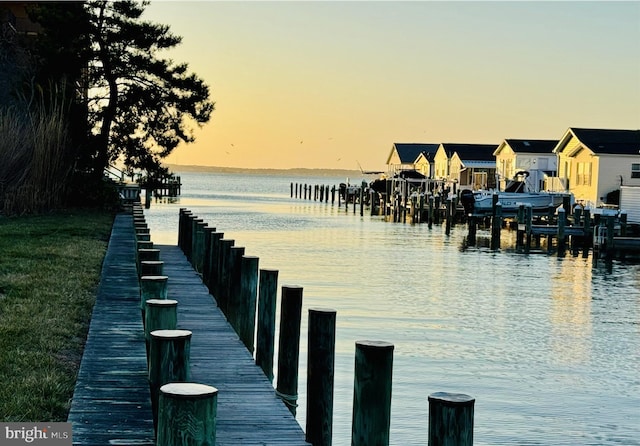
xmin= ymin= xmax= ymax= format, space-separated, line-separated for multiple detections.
xmin=85 ymin=0 xmax=214 ymax=179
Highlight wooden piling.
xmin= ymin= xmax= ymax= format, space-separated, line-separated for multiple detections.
xmin=137 ymin=240 xmax=153 ymax=251
xmin=157 ymin=383 xmax=218 ymax=446
xmin=238 ymin=255 xmax=259 ymax=353
xmin=428 ymin=196 xmax=434 ymax=228
xmin=620 ymin=211 xmax=628 ymax=236
xmin=144 ymin=188 xmax=152 ymax=208
xmin=226 ymin=246 xmax=246 ymax=323
xmin=136 ymin=232 xmax=151 ymax=242
xmin=140 ymin=275 xmax=169 ymax=315
xmin=256 ymin=269 xmax=279 ymax=382
xmin=276 ymin=285 xmax=303 ymax=415
xmin=606 ymin=215 xmax=615 ymax=262
xmin=557 ymin=208 xmax=566 ymax=256
xmin=148 ymin=329 xmax=192 ymax=432
xmin=524 ymin=205 xmax=533 ymax=254
xmin=140 ymin=260 xmax=164 ymax=277
xmin=445 ymin=199 xmax=452 ymax=235
xmin=179 ymin=211 xmax=194 ymax=258
xmin=370 ymin=191 xmax=377 ymax=216
xmin=351 ymin=340 xmax=394 ymax=446
xmin=193 ymin=221 xmax=208 ymax=273
xmin=205 ymin=231 xmax=224 ymax=293
xmin=183 ymin=213 xmax=196 ymax=260
xmin=144 ymin=299 xmax=178 ymax=359
xmin=490 ymin=203 xmax=502 ymax=251
xmin=516 ymin=204 xmax=525 ymax=251
xmin=202 ymin=227 xmax=217 ymax=285
xmin=190 ymin=218 xmax=204 ymax=266
xmin=177 ymin=208 xmax=187 ymax=250
xmin=427 ymin=392 xmax=475 ymax=446
xmin=138 ymin=248 xmax=160 ymax=276
xmin=135 ymin=226 xmax=150 ymax=236
xmin=216 ymin=239 xmax=235 ymax=311
xmin=583 ymin=209 xmax=592 ymax=258
xmin=467 ymin=216 xmax=477 ymax=246
xmin=306 ymin=308 xmax=336 ymax=446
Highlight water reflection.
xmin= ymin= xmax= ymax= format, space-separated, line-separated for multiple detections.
xmin=550 ymin=258 xmax=593 ymax=366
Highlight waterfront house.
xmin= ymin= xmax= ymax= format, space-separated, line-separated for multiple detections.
xmin=386 ymin=143 xmax=439 ymax=176
xmin=553 ymin=128 xmax=640 ymax=207
xmin=434 ymin=143 xmax=498 ymax=190
xmin=493 ymin=139 xmax=559 ymax=191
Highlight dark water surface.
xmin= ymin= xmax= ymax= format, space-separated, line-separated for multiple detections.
xmin=144 ymin=171 xmax=640 ymax=446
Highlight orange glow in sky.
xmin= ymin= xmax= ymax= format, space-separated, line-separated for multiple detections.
xmin=144 ymin=1 xmax=640 ymax=170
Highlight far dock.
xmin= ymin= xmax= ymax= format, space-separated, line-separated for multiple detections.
xmin=291 ymin=180 xmax=640 ymax=261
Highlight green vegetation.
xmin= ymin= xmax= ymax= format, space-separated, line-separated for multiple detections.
xmin=0 ymin=210 xmax=113 ymax=421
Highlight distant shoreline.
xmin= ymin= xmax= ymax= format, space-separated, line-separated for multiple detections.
xmin=164 ymin=163 xmax=369 ymax=178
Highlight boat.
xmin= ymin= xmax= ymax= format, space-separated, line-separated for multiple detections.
xmin=459 ymin=171 xmax=572 ymax=216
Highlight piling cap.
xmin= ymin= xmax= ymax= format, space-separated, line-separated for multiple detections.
xmin=160 ymin=382 xmax=218 ymax=399
xmin=150 ymin=329 xmax=192 ymax=339
xmin=140 ymin=275 xmax=169 ymax=281
xmin=428 ymin=392 xmax=475 ymax=406
xmin=355 ymin=340 xmax=395 ymax=351
xmin=145 ymin=299 xmax=178 ymax=306
xmin=309 ymin=307 xmax=337 ymax=315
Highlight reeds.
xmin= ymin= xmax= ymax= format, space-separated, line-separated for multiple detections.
xmin=0 ymin=83 xmax=74 ymax=215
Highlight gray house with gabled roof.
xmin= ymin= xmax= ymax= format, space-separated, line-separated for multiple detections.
xmin=494 ymin=139 xmax=560 ymax=191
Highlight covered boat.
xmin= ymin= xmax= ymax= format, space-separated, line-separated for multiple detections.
xmin=460 ymin=171 xmax=571 ymax=215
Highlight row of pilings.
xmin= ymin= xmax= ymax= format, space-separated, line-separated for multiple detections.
xmin=291 ymin=181 xmax=457 ymax=226
xmin=133 ymin=203 xmax=218 ymax=445
xmin=179 ymin=207 xmax=477 ymax=446
xmin=292 ymin=181 xmax=636 ymax=264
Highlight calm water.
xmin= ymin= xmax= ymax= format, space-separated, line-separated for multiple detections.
xmin=144 ymin=171 xmax=640 ymax=446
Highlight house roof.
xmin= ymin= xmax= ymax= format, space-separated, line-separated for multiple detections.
xmin=501 ymin=139 xmax=559 ymax=155
xmin=554 ymin=128 xmax=640 ymax=155
xmin=389 ymin=143 xmax=439 ymax=164
xmin=460 ymin=160 xmax=496 ymax=169
xmin=441 ymin=143 xmax=498 ymax=161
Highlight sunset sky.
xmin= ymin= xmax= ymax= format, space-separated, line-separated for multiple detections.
xmin=144 ymin=1 xmax=640 ymax=171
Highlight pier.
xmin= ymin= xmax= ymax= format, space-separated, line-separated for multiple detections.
xmin=292 ymin=181 xmax=640 ymax=260
xmin=67 ymin=212 xmax=308 ymax=445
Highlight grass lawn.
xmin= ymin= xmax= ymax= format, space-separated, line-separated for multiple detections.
xmin=0 ymin=209 xmax=114 ymax=421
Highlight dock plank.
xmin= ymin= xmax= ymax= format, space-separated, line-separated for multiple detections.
xmin=68 ymin=213 xmax=308 ymax=445
xmin=67 ymin=213 xmax=154 ymax=446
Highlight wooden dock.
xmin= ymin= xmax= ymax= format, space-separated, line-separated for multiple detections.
xmin=67 ymin=213 xmax=308 ymax=445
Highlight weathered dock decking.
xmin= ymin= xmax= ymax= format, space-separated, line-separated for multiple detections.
xmin=68 ymin=213 xmax=308 ymax=445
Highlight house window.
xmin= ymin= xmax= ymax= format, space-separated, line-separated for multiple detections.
xmin=632 ymin=164 xmax=640 ymax=179
xmin=576 ymin=162 xmax=592 ymax=186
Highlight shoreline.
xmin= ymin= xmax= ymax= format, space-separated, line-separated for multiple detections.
xmin=163 ymin=163 xmax=366 ymax=178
